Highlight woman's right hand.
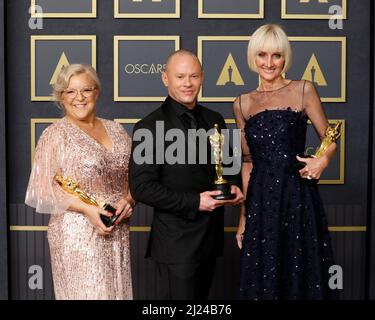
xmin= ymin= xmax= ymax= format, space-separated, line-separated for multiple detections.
xmin=236 ymin=231 xmax=244 ymax=250
xmin=83 ymin=205 xmax=114 ymax=236
xmin=236 ymin=204 xmax=246 ymax=250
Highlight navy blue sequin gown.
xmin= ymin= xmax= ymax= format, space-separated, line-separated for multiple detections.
xmin=235 ymin=80 xmax=338 ymax=300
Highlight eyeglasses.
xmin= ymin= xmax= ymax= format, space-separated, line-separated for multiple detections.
xmin=63 ymin=87 xmax=97 ymax=99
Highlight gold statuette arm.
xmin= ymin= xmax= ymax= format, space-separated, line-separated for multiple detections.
xmin=54 ymin=174 xmax=99 ymax=207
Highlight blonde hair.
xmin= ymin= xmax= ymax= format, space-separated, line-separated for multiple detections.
xmin=247 ymin=24 xmax=292 ymax=73
xmin=52 ymin=64 xmax=101 ymax=105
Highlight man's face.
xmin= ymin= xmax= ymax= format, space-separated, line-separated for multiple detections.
xmin=162 ymin=54 xmax=204 ymax=109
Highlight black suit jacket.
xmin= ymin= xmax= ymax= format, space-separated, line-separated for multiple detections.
xmin=129 ymin=96 xmax=237 ymax=264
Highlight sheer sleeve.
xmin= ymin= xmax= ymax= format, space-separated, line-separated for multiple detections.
xmin=25 ymin=124 xmax=74 ymax=214
xmin=303 ymin=80 xmax=329 ymax=140
xmin=233 ymin=96 xmax=252 ymax=163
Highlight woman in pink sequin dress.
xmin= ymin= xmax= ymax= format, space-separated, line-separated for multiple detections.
xmin=25 ymin=64 xmax=134 ymax=300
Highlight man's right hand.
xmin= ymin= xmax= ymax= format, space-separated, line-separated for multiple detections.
xmin=199 ymin=190 xmax=230 ymax=212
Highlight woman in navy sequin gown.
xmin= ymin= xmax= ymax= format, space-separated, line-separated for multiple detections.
xmin=233 ymin=24 xmax=338 ymax=300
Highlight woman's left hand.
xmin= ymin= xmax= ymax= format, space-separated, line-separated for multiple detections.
xmin=296 ymin=155 xmax=328 ymax=180
xmin=230 ymin=185 xmax=244 ymax=206
xmin=114 ymin=198 xmax=134 ymax=225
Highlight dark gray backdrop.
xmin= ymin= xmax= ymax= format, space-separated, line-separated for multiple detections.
xmin=0 ymin=0 xmax=374 ymax=299
xmin=0 ymin=0 xmax=9 ymax=301
xmin=368 ymin=0 xmax=375 ymax=299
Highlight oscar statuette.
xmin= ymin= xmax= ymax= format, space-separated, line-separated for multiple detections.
xmin=297 ymin=121 xmax=343 ymax=180
xmin=54 ymin=174 xmax=119 ymax=227
xmin=209 ymin=124 xmax=235 ymax=200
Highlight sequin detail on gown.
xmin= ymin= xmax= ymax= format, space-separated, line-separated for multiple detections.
xmin=239 ymin=108 xmax=337 ymax=300
xmin=26 ymin=117 xmax=133 ymax=300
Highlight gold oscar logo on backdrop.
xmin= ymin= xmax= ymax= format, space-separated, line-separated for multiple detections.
xmin=216 ymin=53 xmax=244 ymax=87
xmin=287 ymin=36 xmax=346 ymax=102
xmin=198 ymin=36 xmax=260 ymax=102
xmin=114 ymin=35 xmax=179 ymax=101
xmin=301 ymin=53 xmax=327 ymax=86
xmin=282 ymin=0 xmax=347 ymax=19
xmin=124 ymin=63 xmax=165 ymax=74
xmin=31 ymin=35 xmax=96 ymax=101
xmin=49 ymin=52 xmax=70 ymax=85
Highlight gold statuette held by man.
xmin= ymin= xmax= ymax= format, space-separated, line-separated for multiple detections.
xmin=209 ymin=124 xmax=235 ymax=200
xmin=297 ymin=121 xmax=342 ymax=173
xmin=54 ymin=174 xmax=119 ymax=227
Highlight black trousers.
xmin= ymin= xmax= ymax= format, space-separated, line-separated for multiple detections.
xmin=155 ymin=260 xmax=216 ymax=300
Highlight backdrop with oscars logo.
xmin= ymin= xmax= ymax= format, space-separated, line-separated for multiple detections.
xmin=0 ymin=0 xmax=374 ymax=300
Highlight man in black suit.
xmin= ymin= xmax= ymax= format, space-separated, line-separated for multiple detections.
xmin=129 ymin=50 xmax=243 ymax=299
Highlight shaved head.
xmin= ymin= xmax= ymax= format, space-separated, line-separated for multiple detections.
xmin=165 ymin=49 xmax=202 ymax=72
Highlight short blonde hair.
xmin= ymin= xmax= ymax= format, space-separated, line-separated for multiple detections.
xmin=52 ymin=64 xmax=101 ymax=103
xmin=247 ymin=24 xmax=292 ymax=73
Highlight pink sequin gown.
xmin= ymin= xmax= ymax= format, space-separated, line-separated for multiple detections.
xmin=25 ymin=117 xmax=133 ymax=300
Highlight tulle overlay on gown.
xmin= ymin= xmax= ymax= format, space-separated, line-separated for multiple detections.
xmin=235 ymin=81 xmax=338 ymax=300
xmin=26 ymin=117 xmax=133 ymax=299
